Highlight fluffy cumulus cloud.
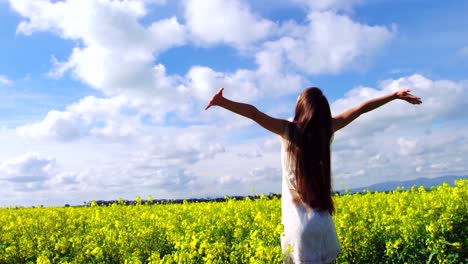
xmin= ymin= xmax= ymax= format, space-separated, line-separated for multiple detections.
xmin=183 ymin=0 xmax=275 ymax=48
xmin=261 ymin=11 xmax=395 ymax=74
xmin=0 ymin=153 xmax=55 ymax=184
xmin=16 ymin=95 xmax=142 ymax=141
xmin=11 ymin=0 xmax=187 ymax=116
xmin=0 ymin=152 xmax=81 ymax=192
xmin=186 ymin=65 xmax=304 ymax=103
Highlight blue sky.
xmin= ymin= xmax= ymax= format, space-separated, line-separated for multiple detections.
xmin=0 ymin=0 xmax=467 ymax=206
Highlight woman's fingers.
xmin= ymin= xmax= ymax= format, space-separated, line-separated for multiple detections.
xmin=404 ymin=94 xmax=422 ymax=104
xmin=205 ymin=88 xmax=225 ymax=110
xmin=205 ymin=101 xmax=212 ymax=110
xmin=397 ymin=89 xmax=422 ymax=104
xmin=205 ymin=96 xmax=217 ymax=110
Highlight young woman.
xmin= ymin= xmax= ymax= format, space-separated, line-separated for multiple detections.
xmin=205 ymin=87 xmax=422 ymax=263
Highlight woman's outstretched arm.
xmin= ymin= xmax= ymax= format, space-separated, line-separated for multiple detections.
xmin=332 ymin=89 xmax=422 ymax=132
xmin=205 ymin=88 xmax=289 ymax=136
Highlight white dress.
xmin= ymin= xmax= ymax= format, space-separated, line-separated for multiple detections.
xmin=280 ymin=137 xmax=341 ymax=264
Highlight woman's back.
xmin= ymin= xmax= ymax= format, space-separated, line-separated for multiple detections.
xmin=280 ymin=137 xmax=341 ymax=263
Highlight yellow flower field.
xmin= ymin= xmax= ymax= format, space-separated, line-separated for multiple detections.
xmin=0 ymin=180 xmax=466 ymax=263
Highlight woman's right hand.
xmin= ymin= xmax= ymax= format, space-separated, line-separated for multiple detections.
xmin=394 ymin=89 xmax=422 ymax=104
xmin=205 ymin=88 xmax=225 ymax=110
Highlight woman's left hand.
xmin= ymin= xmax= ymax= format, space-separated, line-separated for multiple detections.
xmin=394 ymin=89 xmax=422 ymax=104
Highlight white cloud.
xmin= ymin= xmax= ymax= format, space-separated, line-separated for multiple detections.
xmin=238 ymin=148 xmax=263 ymax=159
xmin=47 ymin=27 xmax=184 ymax=97
xmin=48 ymin=171 xmax=80 ymax=187
xmin=186 ymin=66 xmax=263 ymax=103
xmin=0 ymin=152 xmax=55 ymax=183
xmin=186 ymin=64 xmax=304 ymax=105
xmin=367 ymin=154 xmax=389 ymax=169
xmin=397 ymin=137 xmax=419 ymax=156
xmin=237 ymin=136 xmax=281 ymax=158
xmin=13 ymin=0 xmax=147 ymax=39
xmin=11 ymin=0 xmax=188 ymax=118
xmin=210 ymin=164 xmax=282 ymax=195
xmin=17 ymin=109 xmax=88 ymax=141
xmin=262 ymin=11 xmax=395 ymax=74
xmin=0 ymin=152 xmax=82 ymax=194
xmin=0 ymin=74 xmax=12 ymax=85
xmin=149 ymin=16 xmax=187 ymax=51
xmin=16 ymin=95 xmax=140 ymax=141
xmin=183 ymin=0 xmax=275 ymax=48
xmin=248 ymin=166 xmax=281 ymax=182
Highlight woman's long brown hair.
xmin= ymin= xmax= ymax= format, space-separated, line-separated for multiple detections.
xmin=286 ymin=87 xmax=334 ymax=214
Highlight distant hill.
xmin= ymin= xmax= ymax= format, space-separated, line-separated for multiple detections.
xmin=339 ymin=175 xmax=467 ymax=193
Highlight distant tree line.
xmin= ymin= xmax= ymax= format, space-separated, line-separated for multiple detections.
xmin=81 ymin=193 xmax=283 ymax=207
